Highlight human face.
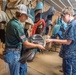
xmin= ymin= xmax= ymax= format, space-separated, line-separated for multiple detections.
xmin=62 ymin=14 xmax=70 ymax=23
xmin=20 ymin=14 xmax=28 ymax=22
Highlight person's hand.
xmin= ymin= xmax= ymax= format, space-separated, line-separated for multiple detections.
xmin=37 ymin=44 xmax=45 ymax=51
xmin=46 ymin=39 xmax=53 ymax=43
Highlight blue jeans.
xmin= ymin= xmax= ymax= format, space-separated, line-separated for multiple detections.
xmin=4 ymin=49 xmax=27 ymax=75
xmin=63 ymin=58 xmax=76 ymax=75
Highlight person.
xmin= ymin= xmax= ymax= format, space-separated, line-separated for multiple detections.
xmin=46 ymin=7 xmax=76 ymax=75
xmin=3 ymin=4 xmax=45 ymax=75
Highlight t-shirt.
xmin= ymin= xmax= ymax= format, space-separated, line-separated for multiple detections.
xmin=5 ymin=17 xmax=26 ymax=49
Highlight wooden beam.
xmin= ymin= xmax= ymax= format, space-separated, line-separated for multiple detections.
xmin=67 ymin=0 xmax=73 ymax=8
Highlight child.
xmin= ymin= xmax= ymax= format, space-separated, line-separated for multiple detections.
xmin=4 ymin=4 xmax=45 ymax=75
xmin=46 ymin=7 xmax=76 ymax=75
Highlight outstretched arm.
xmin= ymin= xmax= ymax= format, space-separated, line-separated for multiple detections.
xmin=23 ymin=40 xmax=45 ymax=50
xmin=46 ymin=39 xmax=72 ymax=45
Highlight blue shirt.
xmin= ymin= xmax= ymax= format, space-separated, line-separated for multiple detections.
xmin=59 ymin=19 xmax=76 ymax=58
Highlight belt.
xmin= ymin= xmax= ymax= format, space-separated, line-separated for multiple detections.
xmin=5 ymin=48 xmax=21 ymax=50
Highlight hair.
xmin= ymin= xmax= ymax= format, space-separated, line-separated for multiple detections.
xmin=15 ymin=11 xmax=21 ymax=18
xmin=15 ymin=11 xmax=28 ymax=19
xmin=61 ymin=7 xmax=74 ymax=16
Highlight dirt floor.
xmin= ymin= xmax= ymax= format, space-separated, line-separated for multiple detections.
xmin=0 ymin=42 xmax=63 ymax=75
xmin=27 ymin=51 xmax=63 ymax=75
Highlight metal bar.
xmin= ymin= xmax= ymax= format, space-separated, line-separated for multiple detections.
xmin=59 ymin=0 xmax=66 ymax=7
xmin=50 ymin=0 xmax=62 ymax=10
xmin=67 ymin=0 xmax=73 ymax=8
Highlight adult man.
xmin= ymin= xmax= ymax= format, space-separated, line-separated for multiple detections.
xmin=46 ymin=7 xmax=76 ymax=75
xmin=4 ymin=4 xmax=45 ymax=75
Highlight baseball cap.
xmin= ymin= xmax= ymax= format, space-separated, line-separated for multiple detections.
xmin=16 ymin=4 xmax=32 ymax=18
